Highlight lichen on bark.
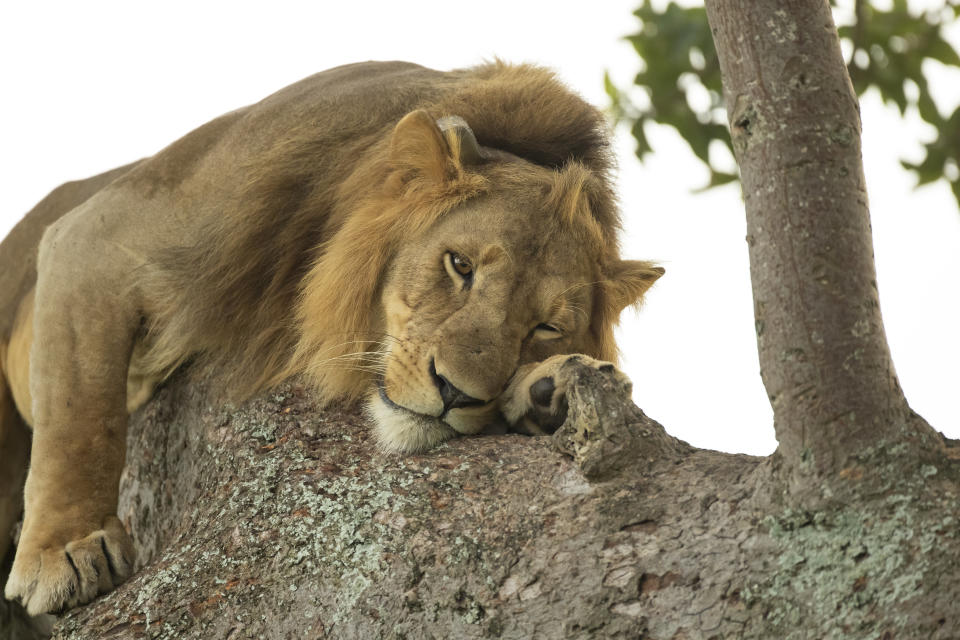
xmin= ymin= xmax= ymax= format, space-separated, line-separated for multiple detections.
xmin=4 ymin=356 xmax=942 ymax=639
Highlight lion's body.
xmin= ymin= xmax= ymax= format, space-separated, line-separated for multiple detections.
xmin=0 ymin=61 xmax=661 ymax=615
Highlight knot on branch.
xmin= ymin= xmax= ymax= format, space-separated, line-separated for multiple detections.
xmin=550 ymin=359 xmax=685 ymax=481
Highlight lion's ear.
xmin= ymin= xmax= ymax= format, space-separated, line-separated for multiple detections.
xmin=602 ymin=260 xmax=664 ymax=313
xmin=389 ymin=110 xmax=483 ymax=184
xmin=592 ymin=260 xmax=664 ymax=362
xmin=436 ymin=115 xmax=484 ymax=166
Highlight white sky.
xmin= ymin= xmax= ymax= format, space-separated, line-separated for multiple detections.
xmin=1 ymin=1 xmax=957 ymax=455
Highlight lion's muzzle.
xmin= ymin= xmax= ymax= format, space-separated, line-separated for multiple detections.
xmin=428 ymin=358 xmax=485 ymax=416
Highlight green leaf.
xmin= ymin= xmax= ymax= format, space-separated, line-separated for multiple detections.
xmin=630 ymin=117 xmax=652 ymax=160
xmin=694 ymin=170 xmax=739 ymax=193
xmin=925 ymin=34 xmax=960 ymax=67
xmin=604 ymin=71 xmax=618 ymax=103
xmin=604 ymin=71 xmax=624 ymax=124
xmin=612 ymin=0 xmax=960 ymax=205
xmin=917 ymin=92 xmax=942 ymax=124
xmin=901 ymin=159 xmax=944 ymax=187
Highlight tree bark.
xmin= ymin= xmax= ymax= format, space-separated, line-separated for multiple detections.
xmin=703 ymin=0 xmax=943 ymax=501
xmin=6 ymin=363 xmax=948 ymax=639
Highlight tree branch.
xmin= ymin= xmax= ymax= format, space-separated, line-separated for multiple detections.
xmin=38 ymin=359 xmax=958 ymax=638
xmin=703 ymin=0 xmax=942 ymax=499
xmin=51 ymin=364 xmax=724 ymax=638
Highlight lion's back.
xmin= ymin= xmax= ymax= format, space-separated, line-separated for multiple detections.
xmin=0 ymin=60 xmax=613 ymax=376
xmin=0 ymin=62 xmax=445 ymax=332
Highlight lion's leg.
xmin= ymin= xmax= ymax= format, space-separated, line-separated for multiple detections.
xmin=1 ymin=290 xmax=36 ymax=569
xmin=500 ymin=354 xmax=632 ymax=435
xmin=4 ymin=221 xmax=137 ymax=615
xmin=0 ymin=357 xmax=30 ymax=570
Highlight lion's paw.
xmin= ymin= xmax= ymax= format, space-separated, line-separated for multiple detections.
xmin=501 ymin=354 xmax=630 ymax=435
xmin=4 ymin=516 xmax=134 ymax=615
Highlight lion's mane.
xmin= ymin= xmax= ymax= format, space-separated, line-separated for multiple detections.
xmin=135 ymin=61 xmax=624 ymax=401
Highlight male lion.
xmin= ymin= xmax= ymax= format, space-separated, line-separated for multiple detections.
xmin=0 ymin=61 xmax=662 ymax=615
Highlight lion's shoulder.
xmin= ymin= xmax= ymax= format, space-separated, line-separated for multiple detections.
xmin=0 ymin=161 xmax=142 ymax=338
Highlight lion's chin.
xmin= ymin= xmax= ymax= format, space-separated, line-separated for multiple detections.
xmin=367 ymin=384 xmax=503 ymax=452
xmin=365 ymin=389 xmax=457 ymax=453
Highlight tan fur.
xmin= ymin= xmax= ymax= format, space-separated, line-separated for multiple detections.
xmin=500 ymin=354 xmax=632 ymax=434
xmin=0 ymin=349 xmax=31 ymax=568
xmin=4 ymin=288 xmax=34 ymax=425
xmin=0 ymin=61 xmax=662 ymax=615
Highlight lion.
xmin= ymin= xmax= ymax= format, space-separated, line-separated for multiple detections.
xmin=0 ymin=60 xmax=662 ymax=615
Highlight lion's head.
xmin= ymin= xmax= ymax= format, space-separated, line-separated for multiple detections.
xmin=136 ymin=63 xmax=662 ymax=452
xmin=292 ymin=109 xmax=662 ymax=451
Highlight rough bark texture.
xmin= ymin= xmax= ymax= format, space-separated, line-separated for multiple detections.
xmin=704 ymin=0 xmax=943 ymax=502
xmin=0 ymin=363 xmax=953 ymax=639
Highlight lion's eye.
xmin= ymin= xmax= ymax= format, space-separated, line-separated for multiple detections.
xmin=451 ymin=253 xmax=472 ymax=276
xmin=444 ymin=251 xmax=474 ymax=284
xmin=533 ymin=323 xmax=563 ymax=339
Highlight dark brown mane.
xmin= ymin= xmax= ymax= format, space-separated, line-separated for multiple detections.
xmin=432 ymin=61 xmax=618 ymax=235
xmin=442 ymin=62 xmax=613 ymax=171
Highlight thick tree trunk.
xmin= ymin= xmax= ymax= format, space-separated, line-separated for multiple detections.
xmin=703 ymin=0 xmax=943 ymax=501
xmin=5 ymin=364 xmax=949 ymax=639
xmin=3 ymin=2 xmax=959 ymax=638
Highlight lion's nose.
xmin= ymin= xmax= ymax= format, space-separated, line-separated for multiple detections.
xmin=429 ymin=359 xmax=485 ymax=414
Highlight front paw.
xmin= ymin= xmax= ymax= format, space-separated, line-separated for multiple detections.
xmin=4 ymin=516 xmax=134 ymax=615
xmin=501 ymin=354 xmax=631 ymax=435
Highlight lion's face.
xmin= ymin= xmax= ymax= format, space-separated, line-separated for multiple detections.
xmin=369 ymin=188 xmax=606 ymax=451
xmin=290 ymin=109 xmax=660 ymax=451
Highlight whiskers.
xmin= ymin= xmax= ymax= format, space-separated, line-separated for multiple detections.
xmin=306 ymin=334 xmax=399 ymax=377
xmin=565 ymin=302 xmax=589 ymax=323
xmin=555 ymin=280 xmax=603 ymax=299
xmin=317 ymin=351 xmax=388 ymax=376
xmin=550 ymin=280 xmax=602 ymax=325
